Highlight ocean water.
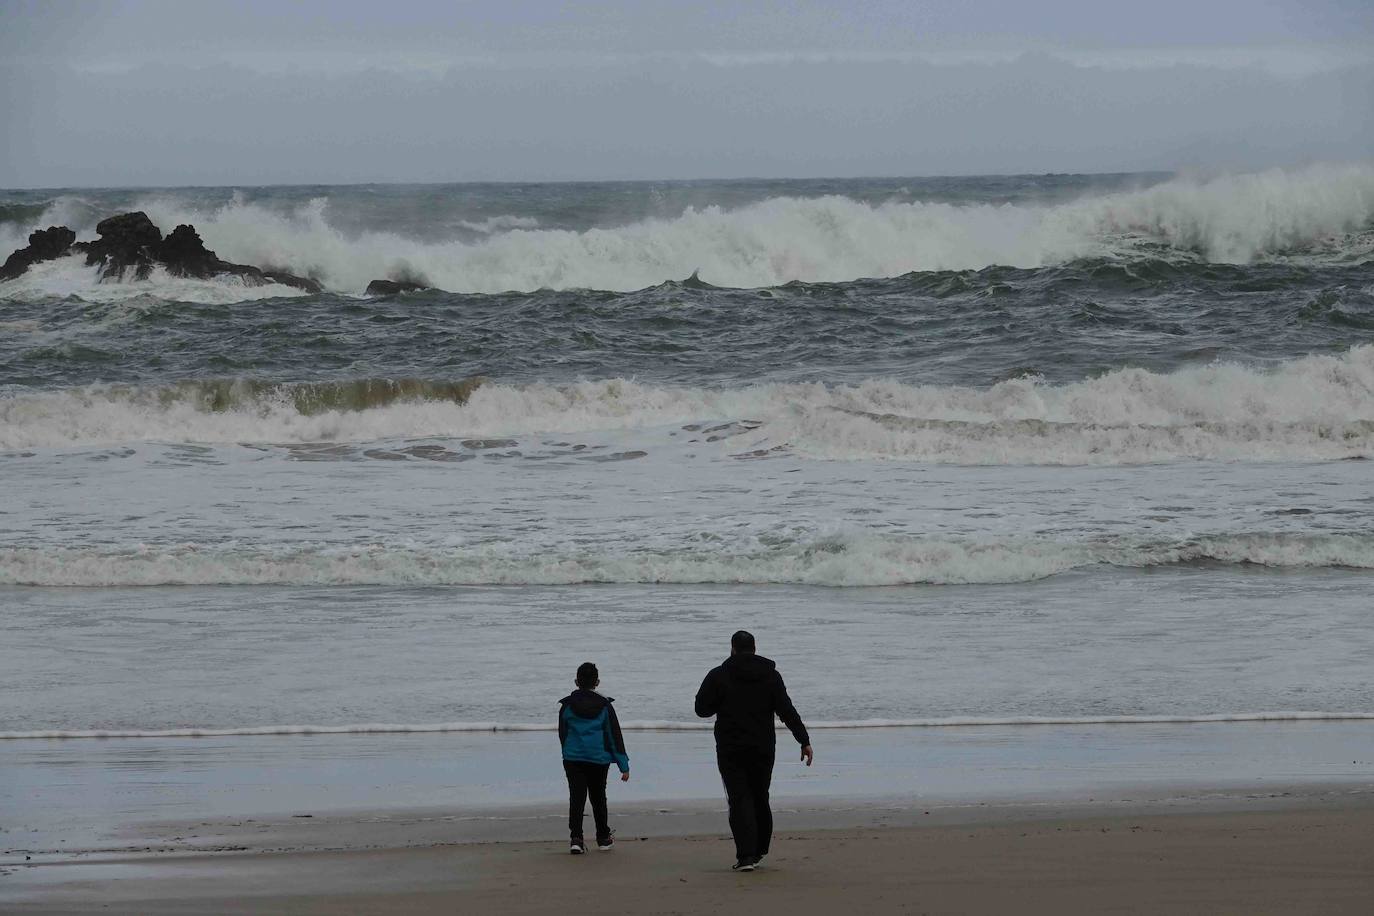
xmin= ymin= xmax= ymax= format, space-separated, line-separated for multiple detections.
xmin=2 ymin=165 xmax=1373 ymax=740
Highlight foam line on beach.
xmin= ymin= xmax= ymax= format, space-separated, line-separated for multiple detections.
xmin=5 ymin=712 xmax=1373 ymax=740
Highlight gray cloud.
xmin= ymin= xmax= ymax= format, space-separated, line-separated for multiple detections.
xmin=5 ymin=1 xmax=1372 ymax=63
xmin=2 ymin=1 xmax=1371 ymax=187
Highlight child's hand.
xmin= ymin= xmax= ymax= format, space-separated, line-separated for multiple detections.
xmin=620 ymin=771 xmax=630 ymax=782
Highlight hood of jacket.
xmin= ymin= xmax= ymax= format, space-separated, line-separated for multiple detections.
xmin=722 ymin=653 xmax=776 ymax=682
xmin=560 ymin=688 xmax=613 ymax=719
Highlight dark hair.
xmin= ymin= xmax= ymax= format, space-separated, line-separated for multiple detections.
xmin=731 ymin=630 xmax=756 ymax=654
xmin=576 ymin=662 xmax=599 ymax=688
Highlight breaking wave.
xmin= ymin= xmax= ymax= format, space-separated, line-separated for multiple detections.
xmin=2 ymin=347 xmax=1372 ymax=464
xmin=7 ymin=711 xmax=1373 ymax=740
xmin=23 ymin=376 xmax=486 ymax=416
xmin=2 ymin=532 xmax=1371 ymax=588
xmin=3 ymin=164 xmax=1371 ymax=297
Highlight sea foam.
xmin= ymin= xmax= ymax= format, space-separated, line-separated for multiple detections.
xmin=0 ymin=254 xmax=311 ymax=305
xmin=2 ymin=532 xmax=1371 ymax=588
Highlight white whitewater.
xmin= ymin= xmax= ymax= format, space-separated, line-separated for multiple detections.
xmin=3 ymin=346 xmax=1372 ymax=463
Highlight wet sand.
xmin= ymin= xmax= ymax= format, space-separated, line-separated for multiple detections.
xmin=4 ymin=790 xmax=1373 ymax=914
xmin=7 ymin=719 xmax=1374 ymax=856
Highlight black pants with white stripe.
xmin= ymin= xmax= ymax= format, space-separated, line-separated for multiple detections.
xmin=717 ymin=744 xmax=775 ymax=860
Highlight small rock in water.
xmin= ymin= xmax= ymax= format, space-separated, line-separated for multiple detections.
xmin=365 ymin=278 xmax=430 ymax=295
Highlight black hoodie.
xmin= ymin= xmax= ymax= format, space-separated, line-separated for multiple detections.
xmin=694 ymin=653 xmax=810 ymax=751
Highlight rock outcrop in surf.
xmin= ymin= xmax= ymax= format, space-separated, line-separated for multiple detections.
xmin=0 ymin=226 xmax=78 ymax=281
xmin=0 ymin=212 xmax=322 ymax=293
xmin=76 ymin=211 xmax=164 ymax=280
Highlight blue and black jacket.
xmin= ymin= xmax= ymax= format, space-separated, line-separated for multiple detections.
xmin=558 ymin=689 xmax=630 ymax=773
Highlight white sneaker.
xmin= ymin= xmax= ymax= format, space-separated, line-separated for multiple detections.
xmin=570 ymin=840 xmax=585 ymax=855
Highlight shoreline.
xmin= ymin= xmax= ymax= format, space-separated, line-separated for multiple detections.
xmin=8 ymin=709 xmax=1374 ymax=741
xmin=5 ymin=719 xmax=1372 ymax=859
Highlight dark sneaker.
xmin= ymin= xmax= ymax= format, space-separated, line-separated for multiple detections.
xmin=570 ymin=838 xmax=585 ymax=855
xmin=732 ymin=857 xmax=758 ymax=872
xmin=596 ymin=830 xmax=615 ymax=851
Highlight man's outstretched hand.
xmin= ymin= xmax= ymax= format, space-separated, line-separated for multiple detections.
xmin=800 ymin=745 xmax=814 ymax=766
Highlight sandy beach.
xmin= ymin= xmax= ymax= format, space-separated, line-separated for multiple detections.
xmin=3 ymin=792 xmax=1372 ymax=914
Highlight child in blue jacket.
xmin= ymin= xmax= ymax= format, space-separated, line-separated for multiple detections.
xmin=559 ymin=661 xmax=630 ymax=853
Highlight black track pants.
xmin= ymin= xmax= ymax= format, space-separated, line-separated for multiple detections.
xmin=563 ymin=760 xmax=610 ymax=840
xmin=716 ymin=744 xmax=776 ymax=860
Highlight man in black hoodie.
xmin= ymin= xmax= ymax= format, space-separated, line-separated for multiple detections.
xmin=694 ymin=630 xmax=812 ymax=871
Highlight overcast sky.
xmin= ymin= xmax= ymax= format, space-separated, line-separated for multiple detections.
xmin=2 ymin=0 xmax=1371 ymax=187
